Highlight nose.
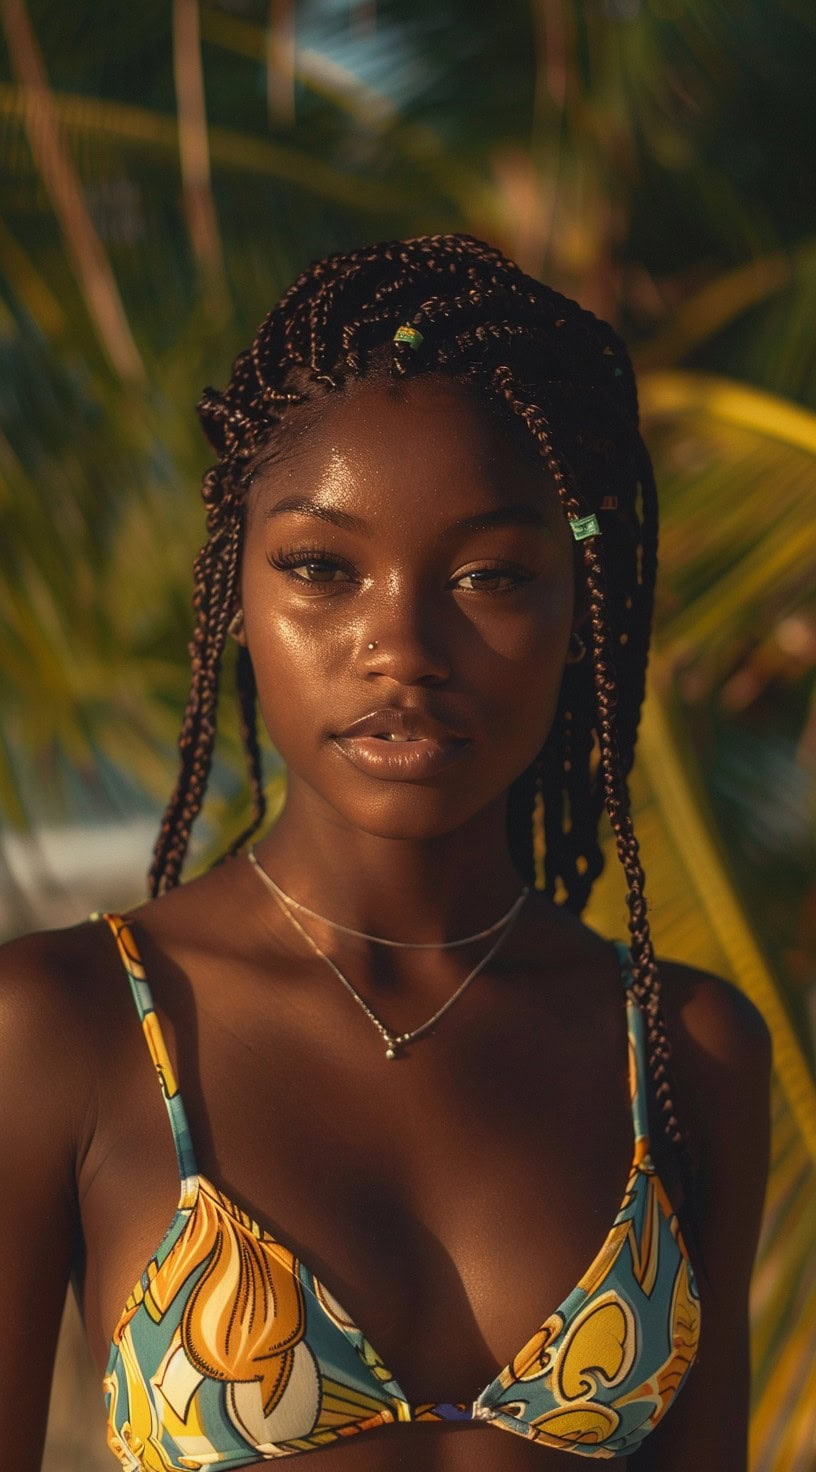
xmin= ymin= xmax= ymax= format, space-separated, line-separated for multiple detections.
xmin=357 ymin=592 xmax=452 ymax=687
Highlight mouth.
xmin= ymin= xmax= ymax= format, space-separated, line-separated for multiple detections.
xmin=330 ymin=707 xmax=471 ymax=780
xmin=333 ymin=706 xmax=468 ymax=744
xmin=331 ymin=731 xmax=471 ymax=780
xmin=328 ymin=706 xmax=471 ymax=777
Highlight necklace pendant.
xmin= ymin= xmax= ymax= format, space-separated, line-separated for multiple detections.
xmin=249 ymin=847 xmax=529 ymax=1062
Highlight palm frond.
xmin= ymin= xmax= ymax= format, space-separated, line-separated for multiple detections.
xmin=0 ymin=82 xmax=412 ymax=213
xmin=172 ymin=0 xmax=226 ymax=301
xmin=0 ymin=0 xmax=145 ymax=381
xmin=635 ymin=247 xmax=816 ymax=372
xmin=584 ymin=371 xmax=816 ymax=1464
xmin=642 ymin=370 xmax=816 ymax=456
xmin=586 ymin=679 xmax=816 ymax=1469
xmin=641 ymin=372 xmax=816 ymax=672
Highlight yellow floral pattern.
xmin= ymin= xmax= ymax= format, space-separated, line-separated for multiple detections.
xmin=99 ymin=917 xmax=700 ymax=1466
xmin=476 ymin=943 xmax=702 ymax=1453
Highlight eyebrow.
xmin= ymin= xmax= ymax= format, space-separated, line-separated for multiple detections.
xmin=263 ymin=497 xmax=367 ymax=533
xmin=262 ymin=497 xmax=548 ymax=536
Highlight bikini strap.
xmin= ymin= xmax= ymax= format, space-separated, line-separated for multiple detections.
xmin=612 ymin=939 xmax=652 ymax=1164
xmin=96 ymin=911 xmax=199 ymax=1188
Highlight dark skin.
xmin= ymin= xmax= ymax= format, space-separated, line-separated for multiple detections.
xmin=0 ymin=379 xmax=771 ymax=1471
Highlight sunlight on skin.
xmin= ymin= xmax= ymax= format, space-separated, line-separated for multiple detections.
xmin=235 ymin=376 xmax=578 ymax=940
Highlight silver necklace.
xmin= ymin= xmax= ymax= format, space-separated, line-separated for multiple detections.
xmin=254 ymin=866 xmax=528 ymax=1060
xmin=247 ymin=847 xmax=529 ymax=950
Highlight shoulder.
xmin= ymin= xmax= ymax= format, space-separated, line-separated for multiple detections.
xmin=652 ymin=956 xmax=771 ymax=1272
xmin=0 ymin=919 xmax=124 ymax=1165
xmin=0 ymin=914 xmax=117 ymax=1019
xmin=654 ymin=955 xmax=772 ymax=1113
xmin=0 ymin=921 xmax=131 ymax=1459
xmin=627 ymin=958 xmax=772 ymax=1471
xmin=0 ymin=919 xmax=99 ymax=1040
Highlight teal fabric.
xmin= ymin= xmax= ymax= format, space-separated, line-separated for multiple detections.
xmin=98 ymin=914 xmax=700 ymax=1468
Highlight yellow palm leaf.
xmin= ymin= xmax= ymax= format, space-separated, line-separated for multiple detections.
xmin=586 ymin=682 xmax=816 ymax=1470
xmin=588 ymin=371 xmax=816 ymax=1467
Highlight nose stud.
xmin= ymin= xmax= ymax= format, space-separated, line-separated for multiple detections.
xmin=367 ymin=641 xmax=378 ymax=651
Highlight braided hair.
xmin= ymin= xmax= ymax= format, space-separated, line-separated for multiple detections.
xmin=150 ymin=232 xmax=687 ymax=1169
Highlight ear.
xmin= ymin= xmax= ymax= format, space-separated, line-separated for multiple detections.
xmin=564 ymin=582 xmax=592 ymax=664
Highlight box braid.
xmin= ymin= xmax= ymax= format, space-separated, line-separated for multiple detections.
xmin=149 ymin=232 xmax=687 ymax=1169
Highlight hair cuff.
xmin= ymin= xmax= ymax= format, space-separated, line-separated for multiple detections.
xmin=393 ymin=325 xmax=424 ymax=351
xmin=569 ymin=513 xmax=602 ymax=541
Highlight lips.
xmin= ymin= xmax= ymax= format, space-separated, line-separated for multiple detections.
xmin=333 ymin=707 xmax=468 ymax=744
xmin=330 ymin=706 xmax=471 ymax=780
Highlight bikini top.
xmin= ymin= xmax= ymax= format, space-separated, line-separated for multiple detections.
xmin=97 ymin=911 xmax=700 ymax=1470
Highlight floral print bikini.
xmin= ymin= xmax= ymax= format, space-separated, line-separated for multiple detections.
xmin=97 ymin=911 xmax=700 ymax=1469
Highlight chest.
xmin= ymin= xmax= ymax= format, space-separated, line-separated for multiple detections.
xmin=79 ymin=961 xmax=636 ymax=1408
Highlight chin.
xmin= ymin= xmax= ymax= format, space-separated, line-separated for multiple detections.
xmin=319 ymin=781 xmax=504 ymax=846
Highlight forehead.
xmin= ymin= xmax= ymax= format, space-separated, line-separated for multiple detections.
xmin=249 ymin=376 xmax=565 ymax=531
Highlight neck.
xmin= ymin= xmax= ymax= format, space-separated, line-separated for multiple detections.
xmin=251 ymin=789 xmax=528 ymax=948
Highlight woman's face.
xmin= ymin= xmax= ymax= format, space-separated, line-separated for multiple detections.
xmin=239 ymin=375 xmax=577 ymax=841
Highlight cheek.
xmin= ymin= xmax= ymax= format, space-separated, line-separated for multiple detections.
xmin=464 ymin=580 xmax=573 ymax=683
xmin=254 ymin=608 xmax=332 ymax=663
xmin=241 ymin=547 xmax=346 ymax=669
xmin=463 ymin=583 xmax=574 ymax=767
xmin=247 ymin=610 xmax=337 ymax=757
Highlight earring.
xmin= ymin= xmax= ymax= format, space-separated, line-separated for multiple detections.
xmin=531 ymin=760 xmax=546 ymax=892
xmin=567 ymin=629 xmax=586 ymax=662
xmin=228 ymin=608 xmax=244 ymax=639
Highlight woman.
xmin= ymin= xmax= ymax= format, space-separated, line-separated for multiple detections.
xmin=1 ymin=234 xmax=770 ymax=1471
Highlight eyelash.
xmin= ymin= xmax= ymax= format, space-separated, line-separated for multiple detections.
xmin=267 ymin=545 xmax=533 ymax=594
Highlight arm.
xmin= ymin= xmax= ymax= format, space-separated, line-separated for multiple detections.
xmin=0 ymin=929 xmax=97 ymax=1472
xmin=634 ymin=962 xmax=773 ymax=1471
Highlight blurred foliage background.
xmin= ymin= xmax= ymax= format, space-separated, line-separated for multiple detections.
xmin=0 ymin=1 xmax=814 ymax=1467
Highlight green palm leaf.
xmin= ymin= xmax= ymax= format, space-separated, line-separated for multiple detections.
xmin=587 ymin=683 xmax=816 ymax=1470
xmin=0 ymin=82 xmax=413 ymax=213
xmin=585 ymin=371 xmax=816 ymax=1468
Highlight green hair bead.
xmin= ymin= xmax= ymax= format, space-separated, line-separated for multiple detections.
xmin=393 ymin=325 xmax=424 ymax=351
xmin=569 ymin=513 xmax=602 ymax=541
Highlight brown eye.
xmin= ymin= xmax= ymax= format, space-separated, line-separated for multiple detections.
xmin=291 ymin=561 xmax=347 ymax=583
xmin=454 ymin=565 xmax=532 ymax=593
xmin=268 ymin=546 xmax=357 ymax=588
